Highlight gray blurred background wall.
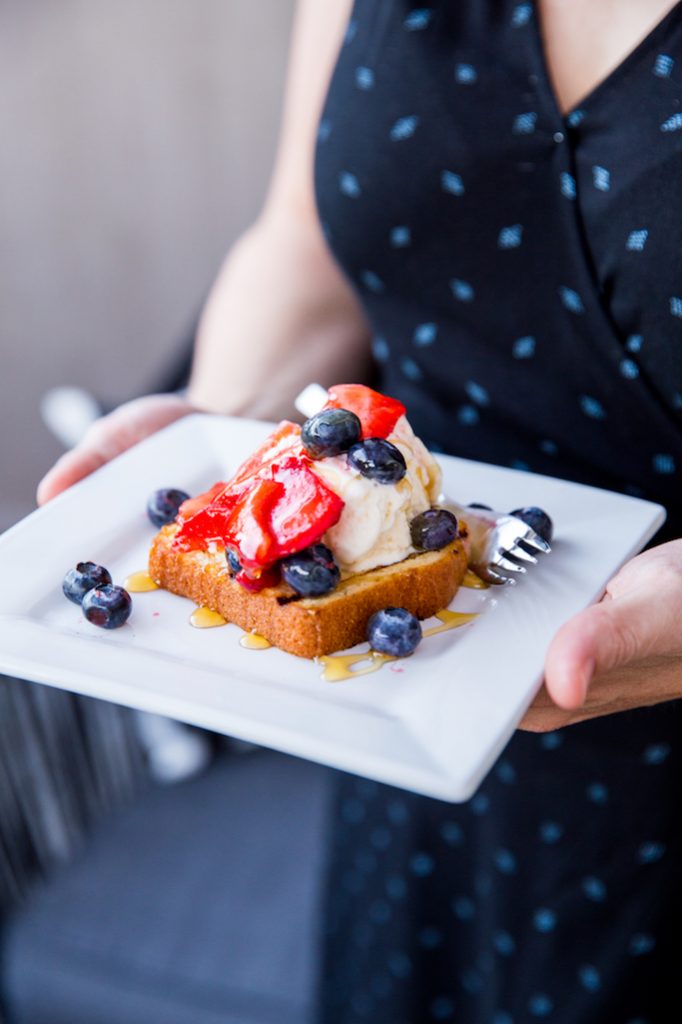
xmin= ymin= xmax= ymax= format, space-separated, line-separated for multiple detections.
xmin=0 ymin=0 xmax=296 ymax=532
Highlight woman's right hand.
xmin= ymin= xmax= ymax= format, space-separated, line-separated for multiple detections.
xmin=36 ymin=393 xmax=197 ymax=505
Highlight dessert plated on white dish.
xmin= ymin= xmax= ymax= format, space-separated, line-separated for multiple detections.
xmin=0 ymin=412 xmax=665 ymax=800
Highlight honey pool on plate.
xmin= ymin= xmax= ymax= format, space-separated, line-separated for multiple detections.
xmin=125 ymin=567 xmax=485 ymax=680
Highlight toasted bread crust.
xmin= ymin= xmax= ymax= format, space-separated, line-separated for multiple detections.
xmin=149 ymin=526 xmax=468 ymax=658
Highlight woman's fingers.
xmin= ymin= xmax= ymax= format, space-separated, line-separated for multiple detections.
xmin=37 ymin=446 xmax=112 ymax=504
xmin=544 ymin=541 xmax=682 ymax=710
xmin=37 ymin=394 xmax=195 ymax=505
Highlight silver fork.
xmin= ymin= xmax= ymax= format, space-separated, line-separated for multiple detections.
xmin=444 ymin=501 xmax=551 ymax=585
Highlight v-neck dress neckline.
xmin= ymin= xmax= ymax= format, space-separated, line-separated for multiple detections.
xmin=530 ymin=0 xmax=682 ymax=125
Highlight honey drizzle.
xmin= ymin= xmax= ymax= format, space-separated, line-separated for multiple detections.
xmin=239 ymin=632 xmax=272 ymax=650
xmin=190 ymin=606 xmax=227 ymax=628
xmin=462 ymin=569 xmax=489 ymax=590
xmin=422 ymin=609 xmax=478 ymax=636
xmin=124 ymin=571 xmax=159 ymax=593
xmin=318 ymin=609 xmax=478 ymax=682
xmin=318 ymin=650 xmax=395 ymax=682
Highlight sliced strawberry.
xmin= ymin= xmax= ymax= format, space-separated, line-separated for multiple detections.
xmin=234 ymin=565 xmax=281 ymax=593
xmin=324 ymin=384 xmax=405 ymax=439
xmin=177 ymin=482 xmax=227 ymax=522
xmin=171 ymin=424 xmax=344 ymax=567
xmin=172 ymin=488 xmax=243 ymax=550
xmin=230 ymin=421 xmax=303 ymax=487
xmin=222 ymin=476 xmax=285 ymax=568
xmin=266 ymin=456 xmax=344 ymax=560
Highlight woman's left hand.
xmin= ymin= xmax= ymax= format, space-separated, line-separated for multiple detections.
xmin=519 ymin=539 xmax=682 ymax=732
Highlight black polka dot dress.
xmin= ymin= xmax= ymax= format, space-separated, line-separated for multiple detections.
xmin=314 ymin=3 xmax=682 ymax=1022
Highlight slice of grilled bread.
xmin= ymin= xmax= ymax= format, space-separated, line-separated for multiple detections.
xmin=149 ymin=524 xmax=468 ymax=659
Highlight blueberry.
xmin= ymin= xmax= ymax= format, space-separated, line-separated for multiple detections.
xmin=147 ymin=488 xmax=190 ymax=527
xmin=281 ymin=544 xmax=340 ymax=597
xmin=367 ymin=607 xmax=422 ymax=657
xmin=410 ymin=508 xmax=458 ymax=550
xmin=348 ymin=438 xmax=407 ymax=483
xmin=301 ymin=408 xmax=362 ymax=459
xmin=63 ymin=562 xmax=112 ymax=605
xmin=509 ymin=505 xmax=554 ymax=543
xmin=226 ymin=549 xmax=242 ymax=576
xmin=82 ymin=585 xmax=132 ymax=629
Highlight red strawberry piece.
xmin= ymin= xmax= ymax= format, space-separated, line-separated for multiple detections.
xmin=177 ymin=482 xmax=228 ymax=522
xmin=265 ymin=457 xmax=345 ymax=561
xmin=324 ymin=384 xmax=406 ymax=439
xmin=230 ymin=421 xmax=303 ymax=487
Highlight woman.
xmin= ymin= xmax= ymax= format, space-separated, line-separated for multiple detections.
xmin=40 ymin=1 xmax=682 ymax=1021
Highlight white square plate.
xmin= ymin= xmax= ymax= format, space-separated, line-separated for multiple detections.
xmin=0 ymin=415 xmax=665 ymax=801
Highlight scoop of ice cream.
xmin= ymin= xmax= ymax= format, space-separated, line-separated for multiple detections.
xmin=309 ymin=415 xmax=442 ymax=576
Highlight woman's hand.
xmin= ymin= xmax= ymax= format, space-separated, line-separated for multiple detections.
xmin=37 ymin=393 xmax=196 ymax=505
xmin=519 ymin=539 xmax=682 ymax=731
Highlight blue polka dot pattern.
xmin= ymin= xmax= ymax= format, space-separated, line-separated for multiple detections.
xmin=579 ymin=395 xmax=606 ymax=419
xmin=450 ymin=278 xmax=475 ymax=301
xmin=493 ymin=930 xmax=517 ymax=956
xmin=470 ymin=792 xmax=490 ymax=814
xmin=455 ymin=63 xmax=478 ymax=84
xmin=533 ymin=908 xmax=557 ymax=932
xmin=441 ymin=170 xmax=465 ymax=195
xmin=360 ymin=270 xmax=384 ymax=293
xmin=578 ymin=964 xmax=601 ymax=992
xmin=567 ymin=108 xmax=585 ymax=127
xmin=440 ymin=820 xmax=464 ymax=845
xmin=494 ymin=848 xmax=518 ymax=874
xmin=586 ymin=782 xmax=609 ymax=804
xmin=638 ymin=840 xmax=666 ymax=863
xmin=390 ymin=225 xmax=411 ymax=247
xmin=316 ymin=3 xmax=682 ymax=1020
xmin=629 ymin=933 xmax=657 ymax=955
xmin=414 ymin=322 xmax=438 ymax=346
xmin=643 ymin=742 xmax=671 ymax=764
xmin=452 ymin=895 xmax=476 ymax=920
xmin=404 ymin=9 xmax=432 ymax=31
xmin=653 ymin=453 xmax=675 ymax=474
xmin=592 ymin=165 xmax=611 ymax=191
xmin=528 ymin=993 xmax=553 ymax=1017
xmin=401 ymin=357 xmax=423 ymax=381
xmin=410 ymin=851 xmax=435 ymax=876
xmin=465 ymin=380 xmax=490 ymax=405
xmin=512 ymin=3 xmax=533 ymax=28
xmin=338 ymin=171 xmax=360 ymax=198
xmin=355 ymin=66 xmax=375 ymax=90
xmin=495 ymin=759 xmax=517 ymax=784
xmin=498 ymin=224 xmax=523 ymax=248
xmin=560 ymin=171 xmax=577 ymax=199
xmin=582 ymin=876 xmax=607 ymax=901
xmin=559 ymin=286 xmax=585 ymax=313
xmin=539 ymin=820 xmax=564 ymax=843
xmin=390 ymin=115 xmax=420 ymax=141
xmin=620 ymin=358 xmax=640 ymax=379
xmin=661 ymin=111 xmax=682 ymax=131
xmin=372 ymin=336 xmax=389 ymax=362
xmin=513 ymin=335 xmax=536 ymax=358
xmin=513 ymin=111 xmax=537 ymax=134
xmin=626 ymin=229 xmax=649 ymax=251
xmin=654 ymin=53 xmax=675 ymax=76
